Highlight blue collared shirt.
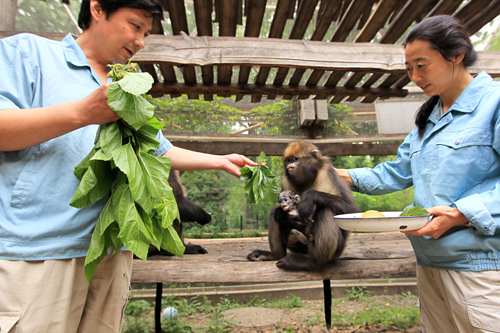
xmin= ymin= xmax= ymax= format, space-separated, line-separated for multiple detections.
xmin=0 ymin=33 xmax=172 ymax=260
xmin=349 ymin=71 xmax=500 ymax=271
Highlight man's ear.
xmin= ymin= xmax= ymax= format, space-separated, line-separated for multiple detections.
xmin=89 ymin=0 xmax=105 ymax=24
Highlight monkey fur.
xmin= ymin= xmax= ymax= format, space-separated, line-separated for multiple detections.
xmin=247 ymin=141 xmax=359 ymax=271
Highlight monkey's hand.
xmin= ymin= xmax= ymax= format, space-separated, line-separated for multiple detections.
xmin=297 ymin=189 xmax=319 ymax=225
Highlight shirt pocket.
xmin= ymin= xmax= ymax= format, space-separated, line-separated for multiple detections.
xmin=0 ymin=312 xmax=21 ymax=332
xmin=409 ymin=138 xmax=423 ymax=180
xmin=432 ymin=128 xmax=493 ymax=189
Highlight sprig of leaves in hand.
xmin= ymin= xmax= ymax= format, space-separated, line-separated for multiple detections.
xmin=70 ymin=63 xmax=184 ymax=282
xmin=240 ymin=152 xmax=279 ymax=205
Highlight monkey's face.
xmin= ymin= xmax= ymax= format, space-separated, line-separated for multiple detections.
xmin=278 ymin=190 xmax=300 ymax=212
xmin=285 ymin=155 xmax=303 ymax=175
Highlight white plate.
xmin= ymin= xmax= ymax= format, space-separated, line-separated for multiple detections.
xmin=333 ymin=211 xmax=431 ymax=232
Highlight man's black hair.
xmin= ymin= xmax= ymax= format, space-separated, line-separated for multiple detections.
xmin=78 ymin=0 xmax=163 ymax=30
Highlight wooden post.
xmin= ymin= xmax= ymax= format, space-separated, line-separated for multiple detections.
xmin=0 ymin=0 xmax=17 ymax=31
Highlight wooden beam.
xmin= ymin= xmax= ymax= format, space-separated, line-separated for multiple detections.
xmin=149 ymin=82 xmax=409 ymax=100
xmin=166 ymin=135 xmax=404 ymax=156
xmin=137 ymin=36 xmax=405 ymax=72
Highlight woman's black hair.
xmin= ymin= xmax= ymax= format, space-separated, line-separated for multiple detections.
xmin=78 ymin=0 xmax=163 ymax=30
xmin=405 ymin=15 xmax=477 ymax=138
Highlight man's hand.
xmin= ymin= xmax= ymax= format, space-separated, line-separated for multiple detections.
xmin=76 ymin=83 xmax=120 ymax=126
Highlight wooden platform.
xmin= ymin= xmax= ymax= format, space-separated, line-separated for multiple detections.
xmin=131 ymin=232 xmax=416 ymax=284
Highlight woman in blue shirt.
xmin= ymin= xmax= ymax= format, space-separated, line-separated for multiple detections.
xmin=338 ymin=16 xmax=500 ymax=332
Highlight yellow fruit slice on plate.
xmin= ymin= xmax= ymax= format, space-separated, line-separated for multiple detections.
xmin=361 ymin=210 xmax=385 ymax=218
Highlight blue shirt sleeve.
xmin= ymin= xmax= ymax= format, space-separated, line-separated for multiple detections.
xmin=0 ymin=36 xmax=35 ymax=111
xmin=349 ymin=132 xmax=414 ymax=195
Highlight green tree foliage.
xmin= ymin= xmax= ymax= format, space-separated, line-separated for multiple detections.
xmin=16 ymin=0 xmax=80 ymax=34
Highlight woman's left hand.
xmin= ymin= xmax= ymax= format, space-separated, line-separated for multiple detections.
xmin=218 ymin=154 xmax=258 ymax=177
xmin=402 ymin=206 xmax=469 ymax=239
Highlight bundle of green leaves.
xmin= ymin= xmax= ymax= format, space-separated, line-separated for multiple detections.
xmin=240 ymin=152 xmax=279 ymax=205
xmin=70 ymin=63 xmax=184 ymax=282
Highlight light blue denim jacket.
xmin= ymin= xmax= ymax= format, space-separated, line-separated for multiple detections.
xmin=349 ymin=71 xmax=500 ymax=271
xmin=0 ymin=33 xmax=173 ymax=260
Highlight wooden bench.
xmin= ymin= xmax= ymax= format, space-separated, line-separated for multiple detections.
xmin=131 ymin=232 xmax=416 ymax=331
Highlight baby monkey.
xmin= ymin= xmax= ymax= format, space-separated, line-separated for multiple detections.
xmin=275 ymin=190 xmax=315 ymax=247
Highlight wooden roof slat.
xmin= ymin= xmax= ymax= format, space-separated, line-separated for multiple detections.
xmin=164 ymin=0 xmax=198 ymax=99
xmin=253 ymin=0 xmax=296 ymax=102
xmin=424 ymin=0 xmax=462 ymax=19
xmin=465 ymin=0 xmax=500 ymax=35
xmin=386 ymin=0 xmax=407 ymax=25
xmin=268 ymin=0 xmax=320 ymax=99
xmin=453 ymin=0 xmax=492 ymax=25
xmin=361 ymin=72 xmax=405 ymax=103
xmin=344 ymin=71 xmax=368 ymax=101
xmin=361 ymin=72 xmax=384 ymax=88
xmin=353 ymin=0 xmax=401 ymax=43
xmin=357 ymin=0 xmax=375 ymax=29
xmin=379 ymin=0 xmax=437 ymax=44
xmin=217 ymin=0 xmax=240 ymax=95
xmin=149 ymin=17 xmax=178 ymax=88
xmin=283 ymin=0 xmax=344 ymax=96
xmin=139 ymin=64 xmax=159 ymax=84
xmin=237 ymin=0 xmax=267 ymax=101
xmin=311 ymin=0 xmax=344 ymax=41
xmin=330 ymin=0 xmax=370 ymax=42
xmin=193 ymin=0 xmax=213 ymax=36
xmin=193 ymin=0 xmax=214 ymax=101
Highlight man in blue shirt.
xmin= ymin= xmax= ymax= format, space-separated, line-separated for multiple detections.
xmin=0 ymin=1 xmax=256 ymax=332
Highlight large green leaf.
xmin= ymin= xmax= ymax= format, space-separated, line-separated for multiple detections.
xmin=112 ymin=183 xmax=150 ymax=260
xmin=161 ymin=225 xmax=185 ymax=258
xmin=100 ymin=121 xmax=123 ymax=157
xmin=107 ymin=83 xmax=154 ymax=130
xmin=117 ymin=72 xmax=154 ymax=95
xmin=153 ymin=190 xmax=180 ymax=229
xmin=138 ymin=153 xmax=172 ymax=199
xmin=84 ymin=199 xmax=116 ymax=282
xmin=111 ymin=144 xmax=152 ymax=214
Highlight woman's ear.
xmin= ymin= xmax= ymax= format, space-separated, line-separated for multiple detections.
xmin=454 ymin=53 xmax=465 ymax=65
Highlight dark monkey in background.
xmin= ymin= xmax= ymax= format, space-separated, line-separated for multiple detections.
xmin=247 ymin=141 xmax=359 ymax=270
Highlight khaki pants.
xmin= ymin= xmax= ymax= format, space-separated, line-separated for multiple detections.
xmin=0 ymin=251 xmax=133 ymax=333
xmin=417 ymin=265 xmax=500 ymax=333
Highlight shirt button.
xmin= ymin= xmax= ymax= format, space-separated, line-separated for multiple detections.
xmin=455 ymin=140 xmax=460 ymax=145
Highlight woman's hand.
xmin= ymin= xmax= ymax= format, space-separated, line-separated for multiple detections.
xmin=217 ymin=153 xmax=258 ymax=177
xmin=402 ymin=206 xmax=469 ymax=239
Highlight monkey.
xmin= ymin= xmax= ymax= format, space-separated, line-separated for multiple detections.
xmin=247 ymin=141 xmax=359 ymax=271
xmin=147 ymin=170 xmax=212 ymax=256
xmin=275 ymin=190 xmax=314 ymax=247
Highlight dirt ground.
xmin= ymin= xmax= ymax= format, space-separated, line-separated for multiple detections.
xmin=180 ymin=294 xmax=422 ymax=333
